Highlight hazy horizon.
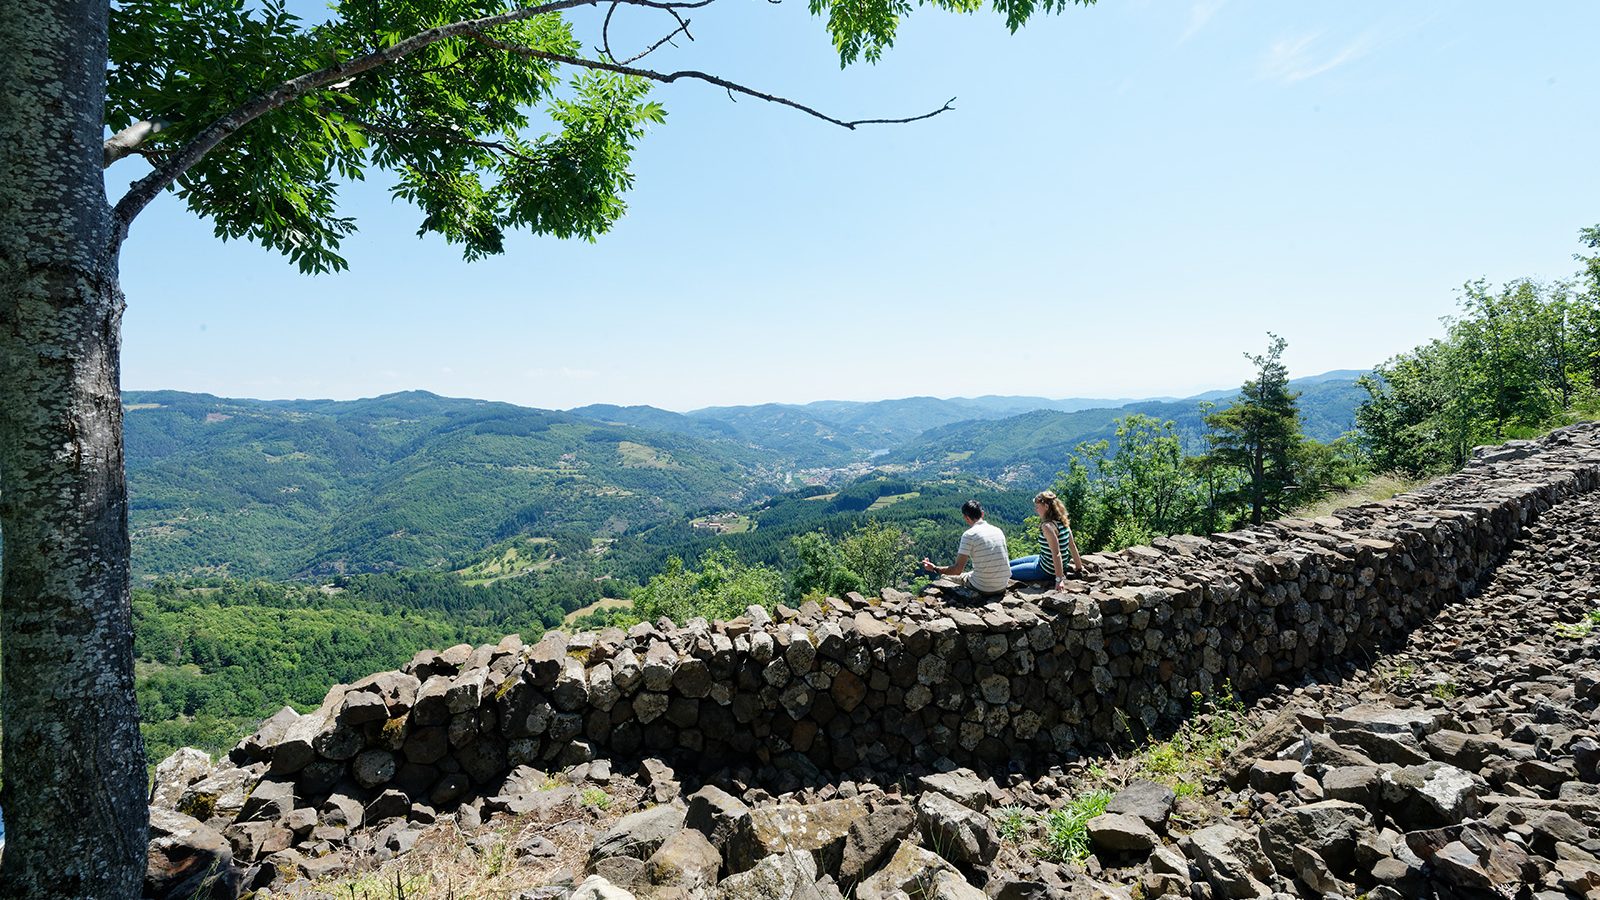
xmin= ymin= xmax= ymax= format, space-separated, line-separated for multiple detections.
xmin=124 ymin=366 xmax=1370 ymax=415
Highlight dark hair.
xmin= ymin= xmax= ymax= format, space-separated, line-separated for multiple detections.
xmin=961 ymin=499 xmax=983 ymax=520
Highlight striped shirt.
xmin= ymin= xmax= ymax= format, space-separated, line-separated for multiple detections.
xmin=957 ymin=520 xmax=1011 ymax=593
xmin=1038 ymin=521 xmax=1072 ymax=576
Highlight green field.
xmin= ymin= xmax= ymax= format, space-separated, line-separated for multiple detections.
xmin=866 ymin=491 xmax=920 ymax=511
xmin=563 ymin=597 xmax=633 ymax=626
xmin=454 ymin=537 xmax=555 ymax=585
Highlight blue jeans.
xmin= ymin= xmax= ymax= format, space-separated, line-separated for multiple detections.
xmin=1010 ymin=555 xmax=1051 ymax=581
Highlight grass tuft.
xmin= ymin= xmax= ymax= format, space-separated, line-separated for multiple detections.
xmin=995 ymin=805 xmax=1033 ymax=843
xmin=1556 ymin=609 xmax=1600 ymax=639
xmin=1038 ymin=790 xmax=1114 ymax=863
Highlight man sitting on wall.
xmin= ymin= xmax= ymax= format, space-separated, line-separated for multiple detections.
xmin=922 ymin=499 xmax=1011 ymax=596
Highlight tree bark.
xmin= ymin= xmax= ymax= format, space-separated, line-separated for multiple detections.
xmin=0 ymin=0 xmax=150 ymax=894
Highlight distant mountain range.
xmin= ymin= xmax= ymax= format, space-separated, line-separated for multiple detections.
xmin=883 ymin=374 xmax=1368 ymax=482
xmin=122 ymin=371 xmax=1368 ymax=578
xmin=572 ymin=371 xmax=1367 ymax=477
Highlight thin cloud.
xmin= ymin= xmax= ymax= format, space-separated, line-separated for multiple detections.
xmin=1260 ymin=30 xmax=1376 ymax=83
xmin=1180 ymin=0 xmax=1226 ymax=43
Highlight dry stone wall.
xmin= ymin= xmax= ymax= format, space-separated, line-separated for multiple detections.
xmin=229 ymin=423 xmax=1600 ymax=817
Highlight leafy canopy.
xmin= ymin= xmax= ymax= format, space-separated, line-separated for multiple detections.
xmin=105 ymin=0 xmax=1095 ymax=273
xmin=630 ymin=547 xmax=783 ymax=625
xmin=1357 ymin=231 xmax=1600 ymax=476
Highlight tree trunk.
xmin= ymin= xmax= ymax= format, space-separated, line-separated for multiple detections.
xmin=0 ymin=0 xmax=150 ymax=894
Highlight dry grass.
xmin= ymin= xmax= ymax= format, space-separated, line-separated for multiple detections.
xmin=562 ymin=598 xmax=632 ymax=627
xmin=1291 ymin=473 xmax=1430 ymax=519
xmin=298 ymin=776 xmax=646 ymax=900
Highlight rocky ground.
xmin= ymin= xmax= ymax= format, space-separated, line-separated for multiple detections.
xmin=146 ymin=486 xmax=1600 ymax=900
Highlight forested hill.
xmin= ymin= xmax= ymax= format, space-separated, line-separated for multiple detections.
xmin=123 ymin=390 xmax=788 ymax=579
xmin=885 ymin=374 xmax=1368 ymax=482
xmin=123 ymin=374 xmax=1362 ymax=579
xmin=571 ymin=386 xmax=1346 ymax=465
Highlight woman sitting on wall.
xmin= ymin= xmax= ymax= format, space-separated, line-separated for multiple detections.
xmin=1010 ymin=490 xmax=1085 ymax=589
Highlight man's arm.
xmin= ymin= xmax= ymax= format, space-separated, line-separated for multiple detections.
xmin=922 ymin=553 xmax=969 ymax=577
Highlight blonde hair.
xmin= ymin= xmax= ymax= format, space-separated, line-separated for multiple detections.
xmin=1033 ymin=490 xmax=1071 ymax=529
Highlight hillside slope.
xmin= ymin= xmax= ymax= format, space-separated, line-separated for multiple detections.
xmin=888 ymin=374 xmax=1367 ymax=482
xmin=125 ymin=391 xmax=786 ymax=578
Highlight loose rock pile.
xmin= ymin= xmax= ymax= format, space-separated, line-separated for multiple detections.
xmin=1043 ymin=475 xmax=1600 ymax=900
xmin=141 ymin=424 xmax=1600 ymax=898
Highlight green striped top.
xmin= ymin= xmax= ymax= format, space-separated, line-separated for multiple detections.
xmin=1038 ymin=521 xmax=1071 ymax=575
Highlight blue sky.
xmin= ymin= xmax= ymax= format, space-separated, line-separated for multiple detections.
xmin=114 ymin=1 xmax=1600 ymax=411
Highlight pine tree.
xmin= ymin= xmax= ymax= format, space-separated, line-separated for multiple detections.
xmin=1203 ymin=335 xmax=1304 ymax=525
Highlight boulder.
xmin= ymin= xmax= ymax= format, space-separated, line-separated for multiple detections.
xmin=1302 ymin=733 xmax=1379 ymax=770
xmin=233 ymin=706 xmax=299 ymax=764
xmin=338 ymin=689 xmax=389 ymax=725
xmin=146 ymin=807 xmax=240 ymax=900
xmin=352 ymin=749 xmax=397 ymax=789
xmin=1380 ymin=761 xmax=1486 ymax=829
xmin=366 ymin=788 xmax=411 ymax=824
xmin=1328 ymin=704 xmax=1442 ymax=765
xmin=354 ymin=670 xmax=421 ymax=713
xmin=855 ymin=843 xmax=965 ymax=900
xmin=1258 ymin=800 xmax=1371 ymax=876
xmin=839 ymin=801 xmax=917 ymax=883
xmin=919 ymin=770 xmax=993 ymax=811
xmin=1105 ymin=779 xmax=1176 ymax=831
xmin=590 ymin=803 xmax=687 ymax=864
xmin=1288 ymin=846 xmax=1347 ymax=897
xmin=1180 ymin=824 xmax=1274 ymax=899
xmin=446 ymin=668 xmax=486 ymax=713
xmin=1528 ymin=809 xmax=1592 ymax=856
xmin=320 ymin=791 xmax=366 ymax=829
xmin=591 ymin=856 xmax=647 ymax=889
xmin=1430 ymin=833 xmax=1537 ymax=893
xmin=236 ymin=775 xmax=296 ymax=825
xmin=750 ymin=797 xmax=868 ymax=870
xmin=645 ymin=829 xmax=721 ymax=893
xmin=311 ymin=716 xmax=364 ymax=762
xmin=1087 ymin=813 xmax=1159 ymax=853
xmin=515 ymin=835 xmax=559 ymax=859
xmin=715 ymin=850 xmax=820 ymax=900
xmin=403 ymin=725 xmax=449 ymax=765
xmin=571 ymin=874 xmax=638 ymax=900
xmin=1423 ymin=729 xmax=1502 ymax=771
xmin=176 ymin=764 xmax=260 ymax=825
xmin=685 ymin=784 xmax=761 ymax=874
xmin=916 ymin=791 xmax=999 ymax=866
xmin=1221 ymin=706 xmax=1307 ymax=786
xmin=411 ymin=674 xmax=452 ymax=726
xmin=151 ymin=748 xmax=216 ymax=811
xmin=222 ymin=820 xmax=293 ymax=862
xmin=1321 ymin=765 xmax=1382 ymax=808
xmin=638 ymin=757 xmax=678 ymax=804
xmin=1246 ymin=760 xmax=1303 ymax=795
xmin=1551 ymin=859 xmax=1600 ymax=896
xmin=280 ymin=689 xmax=348 ymax=760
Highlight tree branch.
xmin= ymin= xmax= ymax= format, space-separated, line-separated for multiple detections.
xmin=604 ymin=2 xmax=695 ymax=65
xmin=471 ymin=33 xmax=957 ymax=130
xmin=349 ymin=116 xmax=541 ymax=163
xmin=103 ymin=119 xmax=166 ymax=167
xmin=105 ymin=0 xmax=948 ymax=259
xmin=107 ymin=0 xmax=714 ymax=244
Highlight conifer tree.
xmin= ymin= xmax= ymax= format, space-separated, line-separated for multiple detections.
xmin=1203 ymin=335 xmax=1304 ymax=525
